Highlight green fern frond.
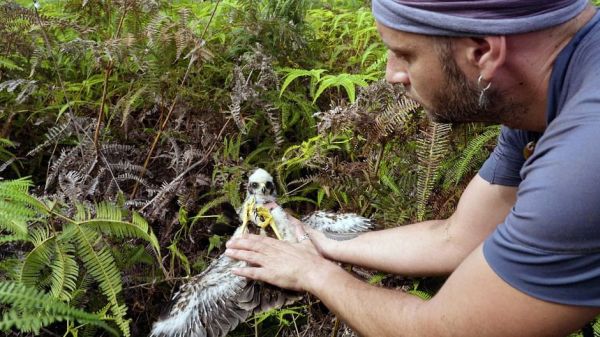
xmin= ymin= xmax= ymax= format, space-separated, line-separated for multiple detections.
xmin=0 ymin=56 xmax=23 ymax=71
xmin=416 ymin=122 xmax=452 ymax=221
xmin=76 ymin=203 xmax=161 ymax=259
xmin=278 ymin=67 xmax=326 ymax=98
xmin=190 ymin=194 xmax=230 ymax=227
xmin=378 ymin=161 xmax=402 ymax=196
xmin=0 ymin=235 xmax=25 ymax=245
xmin=313 ymin=73 xmax=376 ymax=103
xmin=49 ymin=242 xmax=79 ymax=302
xmin=0 ymin=281 xmax=118 ymax=336
xmin=277 ymin=133 xmax=351 ymax=192
xmin=0 ymin=178 xmax=46 ymax=239
xmin=71 ymin=225 xmax=130 ymax=336
xmin=21 ymin=230 xmax=79 ymax=302
xmin=20 ymin=232 xmax=56 ymax=289
xmin=0 ymin=258 xmax=20 ymax=279
xmin=443 ymin=125 xmax=500 ymax=188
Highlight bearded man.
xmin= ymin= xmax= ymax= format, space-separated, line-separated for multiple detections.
xmin=225 ymin=1 xmax=600 ymax=336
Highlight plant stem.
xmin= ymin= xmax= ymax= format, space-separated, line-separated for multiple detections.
xmin=93 ymin=4 xmax=129 ymax=149
xmin=94 ymin=64 xmax=113 ymax=149
xmin=130 ymin=0 xmax=222 ymax=198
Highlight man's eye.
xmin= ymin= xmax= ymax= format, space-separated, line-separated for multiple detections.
xmin=391 ymin=50 xmax=410 ymax=62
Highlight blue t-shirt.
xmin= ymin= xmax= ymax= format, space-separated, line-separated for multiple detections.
xmin=480 ymin=9 xmax=600 ymax=307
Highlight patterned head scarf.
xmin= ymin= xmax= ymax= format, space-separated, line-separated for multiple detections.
xmin=372 ymin=0 xmax=590 ymax=36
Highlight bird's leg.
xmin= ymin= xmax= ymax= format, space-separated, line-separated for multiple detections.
xmin=240 ymin=196 xmax=256 ymax=235
xmin=255 ymin=206 xmax=283 ymax=240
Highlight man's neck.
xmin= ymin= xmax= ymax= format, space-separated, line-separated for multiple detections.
xmin=503 ymin=5 xmax=596 ymax=132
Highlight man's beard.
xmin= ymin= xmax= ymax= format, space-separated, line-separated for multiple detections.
xmin=425 ymin=43 xmax=524 ymax=126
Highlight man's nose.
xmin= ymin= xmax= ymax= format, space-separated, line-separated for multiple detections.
xmin=385 ymin=53 xmax=410 ymax=86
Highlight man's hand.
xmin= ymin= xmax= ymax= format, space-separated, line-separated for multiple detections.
xmin=261 ymin=202 xmax=341 ymax=260
xmin=224 ymin=234 xmax=340 ymax=292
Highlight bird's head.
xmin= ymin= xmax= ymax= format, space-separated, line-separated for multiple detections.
xmin=247 ymin=168 xmax=277 ymax=202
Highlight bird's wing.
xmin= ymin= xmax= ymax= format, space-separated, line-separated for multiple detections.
xmin=150 ymin=254 xmax=259 ymax=337
xmin=301 ymin=211 xmax=376 ymax=240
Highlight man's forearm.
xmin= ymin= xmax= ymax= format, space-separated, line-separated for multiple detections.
xmin=306 ymin=261 xmax=425 ymax=337
xmin=326 ymin=219 xmax=478 ymax=276
xmin=315 ymin=175 xmax=515 ymax=276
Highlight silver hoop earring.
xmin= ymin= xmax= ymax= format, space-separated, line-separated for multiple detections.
xmin=477 ymin=75 xmax=492 ymax=108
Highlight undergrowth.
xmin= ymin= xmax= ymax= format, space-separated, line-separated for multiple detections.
xmin=0 ymin=0 xmax=553 ymax=336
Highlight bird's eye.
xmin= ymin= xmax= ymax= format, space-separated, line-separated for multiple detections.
xmin=250 ymin=182 xmax=259 ymax=189
xmin=265 ymin=182 xmax=274 ymax=190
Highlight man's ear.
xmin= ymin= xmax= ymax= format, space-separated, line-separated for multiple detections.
xmin=458 ymin=36 xmax=506 ymax=81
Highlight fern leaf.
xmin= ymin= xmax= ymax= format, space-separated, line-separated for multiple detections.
xmin=278 ymin=67 xmax=326 ymax=97
xmin=444 ymin=125 xmax=500 ymax=188
xmin=190 ymin=194 xmax=230 ymax=226
xmin=0 ymin=281 xmax=118 ymax=336
xmin=71 ymin=225 xmax=130 ymax=336
xmin=0 ymin=235 xmax=26 ymax=245
xmin=49 ymin=242 xmax=79 ymax=302
xmin=416 ymin=122 xmax=451 ymax=221
xmin=26 ymin=121 xmax=72 ymax=157
xmin=313 ymin=73 xmax=373 ymax=103
xmin=0 ymin=56 xmax=23 ymax=71
xmin=20 ymin=229 xmax=56 ymax=288
xmin=77 ymin=203 xmax=161 ymax=257
xmin=0 ymin=178 xmax=46 ymax=238
xmin=408 ymin=289 xmax=433 ymax=301
xmin=119 ymin=85 xmax=147 ymax=125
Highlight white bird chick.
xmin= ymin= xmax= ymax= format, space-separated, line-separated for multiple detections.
xmin=239 ymin=168 xmax=295 ymax=241
xmin=246 ymin=168 xmax=277 ymax=203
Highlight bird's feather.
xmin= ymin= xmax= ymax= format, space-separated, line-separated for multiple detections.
xmin=302 ymin=211 xmax=375 ymax=240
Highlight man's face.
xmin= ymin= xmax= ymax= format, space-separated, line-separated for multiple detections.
xmin=377 ymin=22 xmax=523 ymax=125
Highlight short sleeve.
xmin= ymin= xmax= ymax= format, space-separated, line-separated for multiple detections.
xmin=478 ymin=126 xmax=537 ymax=187
xmin=483 ymin=116 xmax=600 ymax=307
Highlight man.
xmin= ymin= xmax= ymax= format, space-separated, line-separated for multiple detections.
xmin=225 ymin=1 xmax=600 ymax=336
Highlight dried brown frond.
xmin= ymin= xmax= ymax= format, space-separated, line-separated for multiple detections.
xmin=228 ymin=44 xmax=280 ymax=136
xmin=315 ymin=80 xmax=421 ymax=144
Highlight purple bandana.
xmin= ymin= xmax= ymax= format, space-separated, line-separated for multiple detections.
xmin=372 ymin=0 xmax=590 ymax=36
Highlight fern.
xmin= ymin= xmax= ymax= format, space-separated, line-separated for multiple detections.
xmin=1 ymin=178 xmax=163 ymax=337
xmin=0 ymin=56 xmax=23 ymax=71
xmin=21 ymin=229 xmax=79 ymax=302
xmin=0 ymin=281 xmax=118 ymax=336
xmin=314 ymin=72 xmax=376 ymax=103
xmin=278 ymin=67 xmax=377 ymax=103
xmin=416 ymin=122 xmax=451 ymax=221
xmin=277 ymin=133 xmax=351 ymax=190
xmin=279 ymin=67 xmax=326 ymax=99
xmin=78 ymin=202 xmax=161 ymax=254
xmin=0 ymin=178 xmax=46 ymax=239
xmin=443 ymin=125 xmax=500 ymax=188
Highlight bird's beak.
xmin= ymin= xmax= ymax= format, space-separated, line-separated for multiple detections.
xmin=260 ymin=183 xmax=267 ymax=194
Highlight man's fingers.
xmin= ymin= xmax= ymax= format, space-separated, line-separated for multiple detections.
xmin=225 ymin=248 xmax=264 ymax=265
xmin=227 ymin=234 xmax=276 ymax=250
xmin=231 ymin=266 xmax=268 ymax=282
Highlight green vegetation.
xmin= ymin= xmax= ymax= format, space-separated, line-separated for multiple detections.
xmin=2 ymin=0 xmax=590 ymax=336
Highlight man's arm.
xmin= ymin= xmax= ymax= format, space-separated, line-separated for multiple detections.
xmin=314 ymin=174 xmax=517 ymax=275
xmin=226 ymin=239 xmax=600 ymax=337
